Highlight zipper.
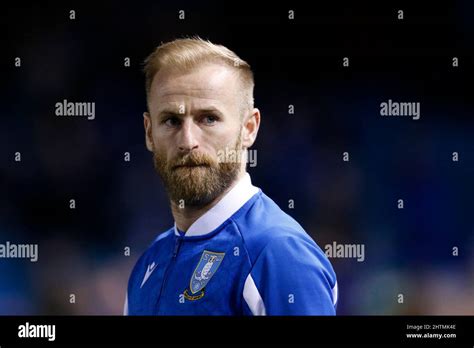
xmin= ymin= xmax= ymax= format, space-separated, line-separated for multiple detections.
xmin=154 ymin=235 xmax=183 ymax=314
xmin=173 ymin=236 xmax=182 ymax=257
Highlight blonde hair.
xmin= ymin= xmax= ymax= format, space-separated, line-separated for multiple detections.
xmin=143 ymin=36 xmax=254 ymax=115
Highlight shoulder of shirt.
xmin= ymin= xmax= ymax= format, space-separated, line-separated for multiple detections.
xmin=152 ymin=227 xmax=174 ymax=244
xmin=130 ymin=227 xmax=174 ymax=274
xmin=146 ymin=227 xmax=174 ymax=253
xmin=230 ymin=191 xmax=318 ymax=265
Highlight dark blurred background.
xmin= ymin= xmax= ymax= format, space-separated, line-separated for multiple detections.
xmin=1 ymin=1 xmax=473 ymax=315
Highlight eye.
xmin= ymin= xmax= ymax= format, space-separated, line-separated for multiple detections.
xmin=164 ymin=116 xmax=181 ymax=127
xmin=202 ymin=114 xmax=219 ymax=125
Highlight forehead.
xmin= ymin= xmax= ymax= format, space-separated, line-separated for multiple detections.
xmin=149 ymin=63 xmax=241 ymax=112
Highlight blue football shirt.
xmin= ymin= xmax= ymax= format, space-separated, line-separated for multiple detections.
xmin=124 ymin=173 xmax=338 ymax=315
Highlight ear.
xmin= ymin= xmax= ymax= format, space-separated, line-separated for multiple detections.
xmin=241 ymin=108 xmax=261 ymax=149
xmin=143 ymin=112 xmax=154 ymax=152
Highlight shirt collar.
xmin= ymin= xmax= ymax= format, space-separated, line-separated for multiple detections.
xmin=174 ymin=172 xmax=259 ymax=238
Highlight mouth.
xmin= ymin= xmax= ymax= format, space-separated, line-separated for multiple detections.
xmin=173 ymin=164 xmax=208 ymax=170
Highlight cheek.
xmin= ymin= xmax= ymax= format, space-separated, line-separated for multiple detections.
xmin=205 ymin=130 xmax=232 ymax=150
xmin=213 ymin=133 xmax=241 ymax=154
xmin=151 ymin=136 xmax=172 ymax=160
xmin=151 ymin=125 xmax=172 ymax=151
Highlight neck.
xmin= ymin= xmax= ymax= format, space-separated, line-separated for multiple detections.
xmin=171 ymin=171 xmax=245 ymax=232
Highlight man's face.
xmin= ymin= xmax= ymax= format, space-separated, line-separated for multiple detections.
xmin=144 ymin=63 xmax=245 ymax=207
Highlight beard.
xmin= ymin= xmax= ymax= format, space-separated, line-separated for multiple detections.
xmin=152 ymin=133 xmax=243 ymax=207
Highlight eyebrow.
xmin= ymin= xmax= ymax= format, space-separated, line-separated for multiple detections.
xmin=157 ymin=107 xmax=225 ymax=118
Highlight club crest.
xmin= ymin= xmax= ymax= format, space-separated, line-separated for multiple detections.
xmin=189 ymin=250 xmax=225 ymax=294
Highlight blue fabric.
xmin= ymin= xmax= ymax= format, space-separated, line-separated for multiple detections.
xmin=126 ymin=191 xmax=337 ymax=315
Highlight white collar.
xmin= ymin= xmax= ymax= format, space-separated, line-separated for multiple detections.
xmin=174 ymin=172 xmax=259 ymax=237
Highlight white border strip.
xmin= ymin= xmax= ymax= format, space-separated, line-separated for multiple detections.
xmin=174 ymin=173 xmax=259 ymax=237
xmin=243 ymin=273 xmax=266 ymax=316
xmin=123 ymin=292 xmax=129 ymax=315
xmin=332 ymin=281 xmax=338 ymax=306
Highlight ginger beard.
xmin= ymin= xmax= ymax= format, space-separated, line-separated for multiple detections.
xmin=152 ymin=130 xmax=243 ymax=207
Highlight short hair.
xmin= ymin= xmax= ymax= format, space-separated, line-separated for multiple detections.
xmin=143 ymin=36 xmax=254 ymax=115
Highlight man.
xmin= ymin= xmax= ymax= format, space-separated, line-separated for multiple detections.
xmin=124 ymin=37 xmax=338 ymax=315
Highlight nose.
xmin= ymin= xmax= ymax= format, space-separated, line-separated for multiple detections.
xmin=178 ymin=119 xmax=199 ymax=153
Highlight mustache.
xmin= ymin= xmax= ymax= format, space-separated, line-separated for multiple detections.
xmin=169 ymin=151 xmax=217 ymax=169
